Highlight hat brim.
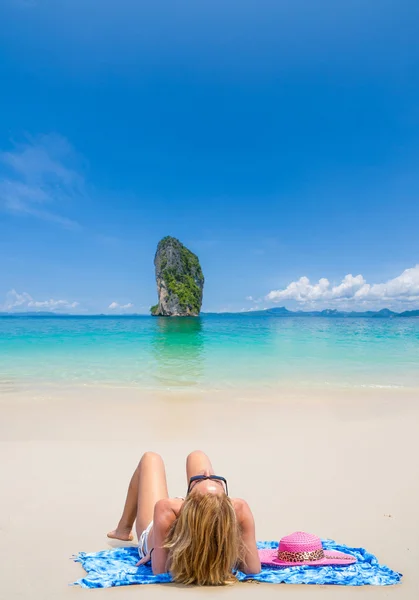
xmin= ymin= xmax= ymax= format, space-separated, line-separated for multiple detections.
xmin=258 ymin=548 xmax=356 ymax=568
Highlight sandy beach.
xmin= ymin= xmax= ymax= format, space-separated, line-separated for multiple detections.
xmin=1 ymin=384 xmax=417 ymax=599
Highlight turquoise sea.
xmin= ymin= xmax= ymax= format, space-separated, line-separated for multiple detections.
xmin=0 ymin=315 xmax=418 ymax=390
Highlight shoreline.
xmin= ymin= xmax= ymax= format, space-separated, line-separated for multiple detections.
xmin=1 ymin=376 xmax=418 ymax=397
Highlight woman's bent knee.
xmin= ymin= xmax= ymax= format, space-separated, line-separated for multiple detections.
xmin=140 ymin=451 xmax=163 ymax=465
xmin=187 ymin=450 xmax=207 ymax=461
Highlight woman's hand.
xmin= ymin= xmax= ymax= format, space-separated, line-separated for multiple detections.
xmin=135 ymin=552 xmax=151 ymax=567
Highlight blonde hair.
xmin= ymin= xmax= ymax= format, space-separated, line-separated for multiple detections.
xmin=164 ymin=492 xmax=242 ymax=585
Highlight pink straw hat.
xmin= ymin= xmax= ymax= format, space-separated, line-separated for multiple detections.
xmin=258 ymin=532 xmax=356 ymax=568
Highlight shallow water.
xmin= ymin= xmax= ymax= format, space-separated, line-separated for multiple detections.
xmin=0 ymin=315 xmax=418 ymax=390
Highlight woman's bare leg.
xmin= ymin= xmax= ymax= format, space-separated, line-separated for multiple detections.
xmin=107 ymin=452 xmax=169 ymax=541
xmin=186 ymin=450 xmax=215 ymax=481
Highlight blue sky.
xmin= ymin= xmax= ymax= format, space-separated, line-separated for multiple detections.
xmin=1 ymin=0 xmax=419 ymax=313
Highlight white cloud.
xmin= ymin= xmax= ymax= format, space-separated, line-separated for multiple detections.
xmin=0 ymin=134 xmax=83 ymax=229
xmin=2 ymin=289 xmax=79 ymax=312
xmin=266 ymin=265 xmax=419 ymax=308
xmin=240 ymin=306 xmax=263 ymax=312
xmin=108 ymin=302 xmax=134 ymax=310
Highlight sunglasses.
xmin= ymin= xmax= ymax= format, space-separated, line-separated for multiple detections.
xmin=187 ymin=475 xmax=229 ymax=496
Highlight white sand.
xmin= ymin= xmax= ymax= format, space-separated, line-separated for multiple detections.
xmin=0 ymin=384 xmax=417 ymax=598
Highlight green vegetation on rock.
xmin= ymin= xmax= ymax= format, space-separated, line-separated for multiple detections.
xmin=164 ymin=268 xmax=202 ymax=313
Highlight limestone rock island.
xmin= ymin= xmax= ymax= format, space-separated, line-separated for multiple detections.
xmin=151 ymin=236 xmax=204 ymax=317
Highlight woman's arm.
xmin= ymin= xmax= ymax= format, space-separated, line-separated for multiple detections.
xmin=151 ymin=499 xmax=180 ymax=574
xmin=233 ymin=498 xmax=261 ymax=575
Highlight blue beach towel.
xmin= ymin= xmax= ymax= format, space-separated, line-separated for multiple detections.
xmin=73 ymin=539 xmax=402 ymax=588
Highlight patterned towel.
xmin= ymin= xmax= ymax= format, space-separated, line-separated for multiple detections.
xmin=73 ymin=539 xmax=402 ymax=588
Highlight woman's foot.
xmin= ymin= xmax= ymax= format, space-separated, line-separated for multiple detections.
xmin=107 ymin=526 xmax=134 ymax=542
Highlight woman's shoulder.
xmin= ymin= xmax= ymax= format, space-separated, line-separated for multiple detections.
xmin=231 ymin=497 xmax=249 ymax=512
xmin=154 ymin=497 xmax=184 ymax=516
xmin=231 ymin=498 xmax=254 ymax=525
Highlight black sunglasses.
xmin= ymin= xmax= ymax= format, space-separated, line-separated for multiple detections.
xmin=187 ymin=475 xmax=228 ymax=496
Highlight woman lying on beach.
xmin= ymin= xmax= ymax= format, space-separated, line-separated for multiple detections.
xmin=107 ymin=451 xmax=261 ymax=585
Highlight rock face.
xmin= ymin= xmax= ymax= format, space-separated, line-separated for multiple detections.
xmin=151 ymin=237 xmax=204 ymax=317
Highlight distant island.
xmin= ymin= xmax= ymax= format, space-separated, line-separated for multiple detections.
xmin=207 ymin=307 xmax=419 ymax=318
xmin=1 ymin=307 xmax=418 ymax=317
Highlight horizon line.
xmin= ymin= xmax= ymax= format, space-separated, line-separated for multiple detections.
xmin=1 ymin=307 xmax=419 ymax=317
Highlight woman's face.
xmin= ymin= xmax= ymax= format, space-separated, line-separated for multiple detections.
xmin=189 ymin=474 xmax=226 ymax=496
